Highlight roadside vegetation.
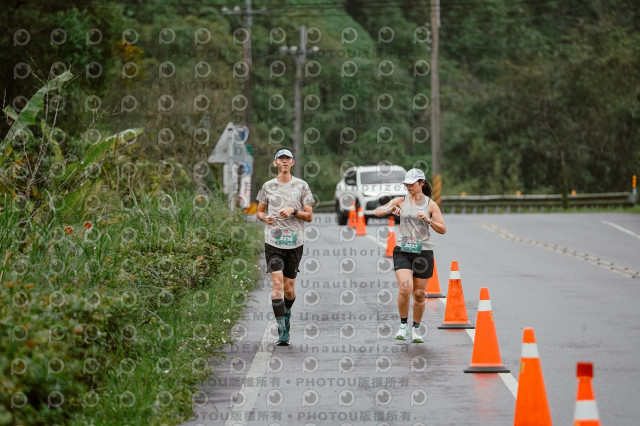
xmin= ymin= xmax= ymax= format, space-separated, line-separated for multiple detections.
xmin=0 ymin=72 xmax=263 ymax=425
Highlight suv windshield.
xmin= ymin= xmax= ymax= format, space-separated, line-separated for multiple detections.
xmin=359 ymin=170 xmax=406 ymax=184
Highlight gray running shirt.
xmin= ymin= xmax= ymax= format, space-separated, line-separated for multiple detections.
xmin=396 ymin=195 xmax=434 ymax=252
xmin=257 ymin=176 xmax=315 ymax=249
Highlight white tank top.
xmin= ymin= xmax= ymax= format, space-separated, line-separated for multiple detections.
xmin=396 ymin=195 xmax=434 ymax=252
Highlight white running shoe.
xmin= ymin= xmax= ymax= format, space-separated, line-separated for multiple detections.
xmin=395 ymin=324 xmax=409 ymax=340
xmin=411 ymin=327 xmax=424 ymax=343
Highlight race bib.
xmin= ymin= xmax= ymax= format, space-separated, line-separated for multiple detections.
xmin=401 ymin=236 xmax=423 ymax=253
xmin=275 ymin=229 xmax=297 ymax=247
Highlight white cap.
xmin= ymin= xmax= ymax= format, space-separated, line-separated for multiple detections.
xmin=402 ymin=168 xmax=426 ymax=184
xmin=274 ymin=148 xmax=293 ymax=159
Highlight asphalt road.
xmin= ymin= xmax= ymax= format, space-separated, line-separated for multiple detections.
xmin=183 ymin=212 xmax=640 ymax=426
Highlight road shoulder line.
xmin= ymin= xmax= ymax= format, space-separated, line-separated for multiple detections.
xmin=224 ymin=323 xmax=275 ymax=426
xmin=602 ymin=220 xmax=640 ymax=241
xmin=478 ymin=221 xmax=640 ymax=279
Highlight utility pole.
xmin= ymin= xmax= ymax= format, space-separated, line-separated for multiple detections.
xmin=221 ymin=0 xmax=266 ymax=146
xmin=294 ymin=36 xmax=302 ymax=178
xmin=221 ymin=0 xmax=265 ymax=204
xmin=430 ymin=0 xmax=442 ymax=205
xmin=280 ymin=26 xmax=318 ymax=177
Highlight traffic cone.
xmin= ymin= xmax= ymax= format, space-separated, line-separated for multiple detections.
xmin=384 ymin=217 xmax=395 ymax=257
xmin=464 ymin=287 xmax=510 ymax=373
xmin=438 ymin=261 xmax=474 ymax=329
xmin=356 ymin=207 xmax=367 ymax=236
xmin=348 ymin=202 xmax=356 ymax=227
xmin=574 ymin=362 xmax=600 ymax=426
xmin=514 ymin=328 xmax=552 ymax=426
xmin=425 ymin=258 xmax=445 ymax=298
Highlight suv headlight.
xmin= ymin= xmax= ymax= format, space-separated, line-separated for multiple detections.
xmin=363 ymin=191 xmax=378 ymax=197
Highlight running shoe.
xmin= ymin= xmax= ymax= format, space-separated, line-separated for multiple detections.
xmin=276 ymin=318 xmax=290 ymax=346
xmin=411 ymin=327 xmax=424 ymax=343
xmin=395 ymin=324 xmax=409 ymax=340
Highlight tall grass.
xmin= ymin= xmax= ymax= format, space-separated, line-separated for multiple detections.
xmin=0 ymin=190 xmax=263 ymax=425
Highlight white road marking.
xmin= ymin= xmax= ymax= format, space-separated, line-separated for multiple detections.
xmin=479 ymin=222 xmax=640 ymax=279
xmin=224 ymin=323 xmax=275 ymax=426
xmin=499 ymin=373 xmax=519 ymax=398
xmin=367 ymin=229 xmax=519 ymax=399
xmin=602 ymin=220 xmax=640 ymax=241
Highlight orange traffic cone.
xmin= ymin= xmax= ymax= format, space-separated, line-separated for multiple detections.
xmin=574 ymin=362 xmax=600 ymax=426
xmin=464 ymin=287 xmax=510 ymax=373
xmin=384 ymin=217 xmax=395 ymax=257
xmin=425 ymin=258 xmax=445 ymax=298
xmin=438 ymin=261 xmax=474 ymax=329
xmin=348 ymin=202 xmax=357 ymax=227
xmin=356 ymin=207 xmax=367 ymax=236
xmin=514 ymin=328 xmax=552 ymax=426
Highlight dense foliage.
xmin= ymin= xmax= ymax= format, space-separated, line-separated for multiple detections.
xmin=439 ymin=1 xmax=640 ymax=195
xmin=0 ymin=72 xmax=262 ymax=424
xmin=2 ymin=1 xmax=638 ymax=200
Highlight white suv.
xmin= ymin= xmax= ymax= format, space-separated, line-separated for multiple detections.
xmin=334 ymin=165 xmax=408 ymax=225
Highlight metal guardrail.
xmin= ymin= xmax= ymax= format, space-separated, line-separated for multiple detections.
xmin=314 ymin=200 xmax=335 ymax=213
xmin=442 ymin=192 xmax=634 ymax=213
xmin=313 ymin=192 xmax=635 ymax=214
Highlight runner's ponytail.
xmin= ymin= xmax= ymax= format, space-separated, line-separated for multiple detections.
xmin=421 ymin=180 xmax=432 ymax=198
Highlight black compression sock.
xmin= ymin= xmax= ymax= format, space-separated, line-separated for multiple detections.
xmin=272 ymin=299 xmax=285 ymax=318
xmin=284 ymin=297 xmax=295 ymax=310
xmin=401 ymin=317 xmax=408 ymax=324
xmin=413 ymin=321 xmax=420 ymax=329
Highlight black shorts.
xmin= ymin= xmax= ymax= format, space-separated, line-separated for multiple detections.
xmin=264 ymin=243 xmax=304 ymax=279
xmin=392 ymin=246 xmax=434 ymax=279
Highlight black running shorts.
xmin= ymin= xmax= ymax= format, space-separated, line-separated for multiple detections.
xmin=264 ymin=243 xmax=304 ymax=279
xmin=392 ymin=246 xmax=434 ymax=279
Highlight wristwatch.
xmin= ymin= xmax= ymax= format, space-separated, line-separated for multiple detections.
xmin=292 ymin=208 xmax=298 ymax=216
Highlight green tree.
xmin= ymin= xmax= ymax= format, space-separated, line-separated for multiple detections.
xmin=0 ymin=0 xmax=124 ymax=137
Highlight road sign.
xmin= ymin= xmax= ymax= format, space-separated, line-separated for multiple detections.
xmin=207 ymin=122 xmax=253 ymax=209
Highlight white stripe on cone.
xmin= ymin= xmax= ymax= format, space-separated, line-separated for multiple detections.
xmin=520 ymin=343 xmax=540 ymax=358
xmin=477 ymin=300 xmax=492 ymax=312
xmin=574 ymin=400 xmax=599 ymax=420
xmin=450 ymin=270 xmax=461 ymax=280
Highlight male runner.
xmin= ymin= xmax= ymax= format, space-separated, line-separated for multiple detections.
xmin=256 ymin=148 xmax=314 ymax=345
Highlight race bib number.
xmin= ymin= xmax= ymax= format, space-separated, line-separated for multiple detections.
xmin=401 ymin=236 xmax=423 ymax=253
xmin=275 ymin=229 xmax=297 ymax=247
